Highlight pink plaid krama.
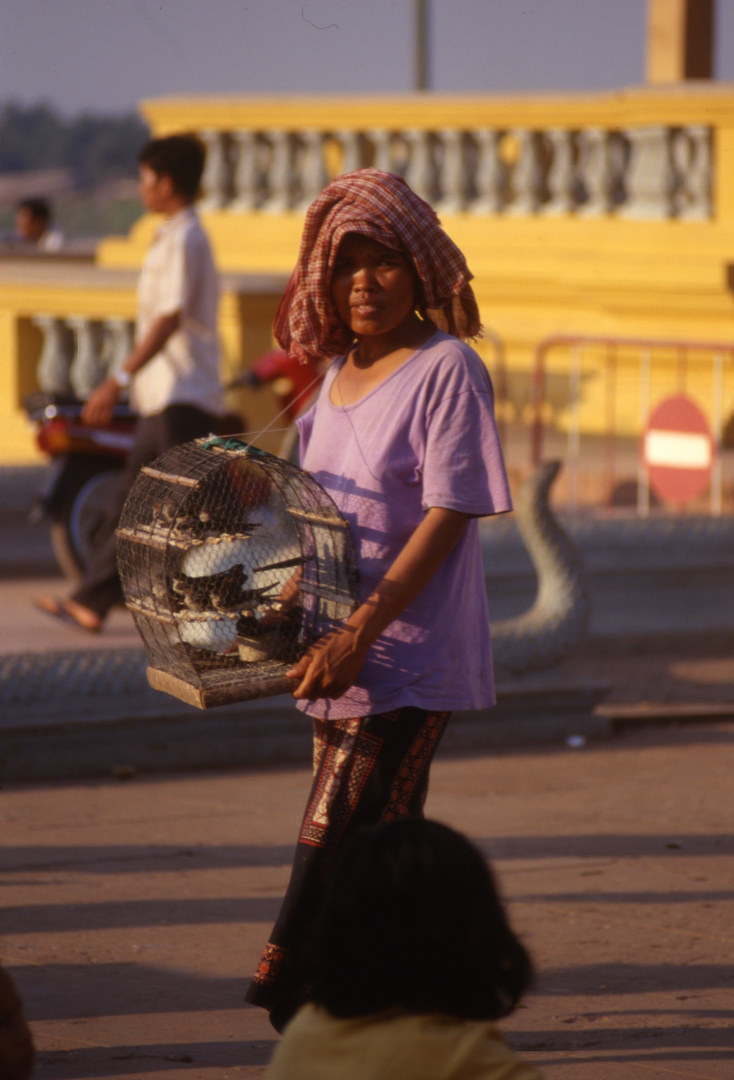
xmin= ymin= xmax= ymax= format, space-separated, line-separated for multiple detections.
xmin=274 ymin=168 xmax=481 ymax=364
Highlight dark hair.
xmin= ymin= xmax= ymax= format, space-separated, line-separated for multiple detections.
xmin=16 ymin=197 xmax=51 ymax=223
xmin=138 ymin=134 xmax=206 ymax=201
xmin=310 ymin=818 xmax=533 ymax=1021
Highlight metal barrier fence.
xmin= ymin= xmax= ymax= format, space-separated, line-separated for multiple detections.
xmin=530 ymin=334 xmax=734 ymax=515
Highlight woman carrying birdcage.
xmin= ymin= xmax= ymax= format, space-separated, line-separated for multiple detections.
xmin=245 ymin=168 xmax=512 ymax=1033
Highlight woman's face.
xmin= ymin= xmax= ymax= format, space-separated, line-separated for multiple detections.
xmin=330 ymin=234 xmax=417 ymax=343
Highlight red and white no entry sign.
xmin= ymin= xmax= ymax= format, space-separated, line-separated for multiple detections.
xmin=642 ymin=394 xmax=714 ymax=507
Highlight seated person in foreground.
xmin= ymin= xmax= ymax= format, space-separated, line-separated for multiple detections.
xmin=264 ymin=818 xmax=544 ymax=1080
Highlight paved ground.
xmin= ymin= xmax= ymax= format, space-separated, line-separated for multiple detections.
xmin=2 ymin=467 xmax=734 ymax=1077
xmin=1 ymin=720 xmax=733 ymax=1080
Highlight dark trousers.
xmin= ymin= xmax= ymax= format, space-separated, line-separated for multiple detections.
xmin=72 ymin=404 xmax=220 ymax=618
xmin=245 ymin=706 xmax=451 ymax=1029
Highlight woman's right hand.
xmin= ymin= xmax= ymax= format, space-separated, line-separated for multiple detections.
xmin=287 ymin=625 xmax=368 ymax=700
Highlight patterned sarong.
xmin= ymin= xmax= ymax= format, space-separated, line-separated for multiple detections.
xmin=245 ymin=706 xmax=450 ymax=1024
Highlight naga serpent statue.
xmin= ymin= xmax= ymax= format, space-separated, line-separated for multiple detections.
xmin=490 ymin=460 xmax=591 ymax=677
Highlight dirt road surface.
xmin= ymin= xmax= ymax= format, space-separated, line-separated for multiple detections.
xmin=2 ymin=719 xmax=733 ymax=1080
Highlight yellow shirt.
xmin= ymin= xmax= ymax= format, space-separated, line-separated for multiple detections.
xmin=265 ymin=1004 xmax=544 ymax=1080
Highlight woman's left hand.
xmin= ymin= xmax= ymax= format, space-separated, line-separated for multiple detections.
xmin=287 ymin=626 xmax=368 ymax=700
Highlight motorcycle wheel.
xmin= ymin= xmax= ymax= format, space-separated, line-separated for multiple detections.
xmin=50 ymin=466 xmax=122 ymax=583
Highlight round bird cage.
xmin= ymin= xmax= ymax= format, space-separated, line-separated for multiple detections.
xmin=117 ymin=437 xmax=359 ymax=708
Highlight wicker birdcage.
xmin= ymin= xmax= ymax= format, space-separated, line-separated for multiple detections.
xmin=116 ymin=437 xmax=359 ymax=708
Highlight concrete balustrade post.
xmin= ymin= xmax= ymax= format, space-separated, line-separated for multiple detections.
xmin=620 ymin=126 xmax=675 ymax=220
xmin=199 ymin=129 xmax=231 ymax=211
xmin=230 ymin=130 xmax=259 ymax=212
xmin=263 ymin=130 xmax=293 ymax=213
xmin=336 ymin=129 xmax=363 ymax=177
xmin=104 ymin=319 xmax=135 ymax=385
xmin=405 ymin=129 xmax=433 ymax=201
xmin=368 ymin=128 xmax=393 ymax=172
xmin=470 ymin=129 xmax=505 ymax=214
xmin=576 ymin=128 xmax=614 ymax=217
xmin=507 ymin=129 xmax=545 ymax=215
xmin=672 ymin=125 xmax=712 ymax=221
xmin=543 ymin=129 xmax=576 ymax=215
xmin=295 ymin=129 xmax=329 ymax=209
xmin=434 ymin=128 xmax=466 ymax=214
xmin=68 ymin=317 xmax=107 ymax=399
xmin=33 ymin=315 xmax=75 ymax=395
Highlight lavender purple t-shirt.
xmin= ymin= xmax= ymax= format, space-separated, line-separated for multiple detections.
xmin=296 ymin=330 xmax=512 ymax=720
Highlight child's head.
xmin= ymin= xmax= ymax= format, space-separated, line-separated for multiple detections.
xmin=0 ymin=966 xmax=35 ymax=1080
xmin=311 ymin=818 xmax=533 ymax=1022
xmin=138 ymin=134 xmax=206 ymax=204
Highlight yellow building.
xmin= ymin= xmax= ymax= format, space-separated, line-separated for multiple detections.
xmin=2 ymin=81 xmax=734 ymax=509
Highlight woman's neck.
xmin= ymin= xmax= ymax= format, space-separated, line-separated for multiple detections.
xmin=332 ymin=319 xmax=435 ymax=407
xmin=351 ymin=314 xmax=434 ymax=368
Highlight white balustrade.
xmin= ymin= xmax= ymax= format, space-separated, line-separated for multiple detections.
xmin=507 ymin=129 xmax=545 ymax=215
xmin=185 ymin=121 xmax=712 ymax=221
xmin=296 ymin=130 xmax=329 ymax=210
xmin=620 ymin=126 xmax=675 ymax=220
xmin=34 ymin=316 xmax=75 ymax=394
xmin=230 ymin=130 xmax=259 ymax=211
xmin=34 ymin=316 xmax=135 ymax=399
xmin=68 ymin=317 xmax=107 ymax=399
xmin=576 ymin=128 xmax=615 ymax=217
xmin=470 ymin=130 xmax=507 ymax=214
xmin=542 ymin=129 xmax=576 ymax=215
xmin=434 ymin=129 xmax=466 ymax=214
xmin=199 ymin=130 xmax=231 ymax=211
xmin=262 ymin=130 xmax=293 ymax=214
xmin=672 ymin=126 xmax=712 ymax=221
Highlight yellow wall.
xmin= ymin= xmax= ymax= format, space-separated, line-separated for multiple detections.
xmin=95 ymin=86 xmax=734 ymax=442
xmin=6 ymin=85 xmax=734 ymax=464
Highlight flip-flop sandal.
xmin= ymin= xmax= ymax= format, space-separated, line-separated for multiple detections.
xmin=34 ymin=597 xmax=101 ymax=634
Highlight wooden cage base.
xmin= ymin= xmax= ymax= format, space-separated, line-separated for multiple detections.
xmin=146 ymin=665 xmax=296 ymax=709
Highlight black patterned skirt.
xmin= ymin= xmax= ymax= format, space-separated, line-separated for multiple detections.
xmin=245 ymin=706 xmax=450 ymax=1027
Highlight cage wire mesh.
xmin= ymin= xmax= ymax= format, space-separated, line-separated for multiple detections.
xmin=117 ymin=437 xmax=359 ymax=708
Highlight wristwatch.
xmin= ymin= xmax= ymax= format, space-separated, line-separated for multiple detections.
xmin=113 ymin=368 xmax=132 ymax=389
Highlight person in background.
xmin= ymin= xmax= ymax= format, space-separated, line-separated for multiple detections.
xmin=265 ymin=819 xmax=542 ymax=1080
xmin=35 ymin=133 xmax=226 ymax=632
xmin=14 ymin=197 xmax=64 ymax=252
xmin=0 ymin=965 xmax=35 ymax=1080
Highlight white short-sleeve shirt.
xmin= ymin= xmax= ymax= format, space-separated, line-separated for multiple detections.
xmin=131 ymin=207 xmax=225 ymax=418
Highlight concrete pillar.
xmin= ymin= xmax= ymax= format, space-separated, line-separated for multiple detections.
xmin=647 ymin=0 xmax=714 ymax=83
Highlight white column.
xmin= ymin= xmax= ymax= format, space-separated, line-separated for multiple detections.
xmin=296 ymin=129 xmax=329 ymax=209
xmin=68 ymin=317 xmax=107 ymax=399
xmin=230 ymin=130 xmax=259 ymax=211
xmin=672 ymin=125 xmax=712 ymax=221
xmin=469 ymin=129 xmax=506 ymax=214
xmin=34 ymin=315 xmax=75 ymax=395
xmin=434 ymin=128 xmax=466 ymax=213
xmin=104 ymin=319 xmax=135 ymax=383
xmin=542 ymin=129 xmax=576 ymax=215
xmin=262 ymin=130 xmax=292 ymax=213
xmin=368 ymin=128 xmax=393 ymax=172
xmin=506 ymin=129 xmax=544 ymax=215
xmin=620 ymin=126 xmax=674 ymax=220
xmin=576 ymin=128 xmax=614 ymax=217
xmin=199 ymin=129 xmax=230 ymax=210
xmin=336 ymin=129 xmax=363 ymax=176
xmin=404 ymin=129 xmax=433 ymax=201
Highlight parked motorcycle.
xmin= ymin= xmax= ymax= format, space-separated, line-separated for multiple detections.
xmin=24 ymin=391 xmax=136 ymax=582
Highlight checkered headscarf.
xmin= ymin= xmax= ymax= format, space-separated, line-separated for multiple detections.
xmin=274 ymin=168 xmax=481 ymax=363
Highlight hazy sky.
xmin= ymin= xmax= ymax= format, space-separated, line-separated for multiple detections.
xmin=0 ymin=0 xmax=733 ymax=118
